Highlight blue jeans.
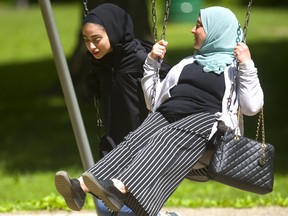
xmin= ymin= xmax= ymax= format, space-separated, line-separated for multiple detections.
xmin=96 ymin=199 xmax=135 ymax=216
xmin=96 ymin=199 xmax=160 ymax=216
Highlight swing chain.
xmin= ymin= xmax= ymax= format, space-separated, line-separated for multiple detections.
xmin=81 ymin=0 xmax=105 ymax=140
xmin=151 ymin=0 xmax=157 ymax=43
xmin=242 ymin=0 xmax=253 ymax=43
xmin=151 ymin=0 xmax=171 ymax=43
xmin=230 ymin=0 xmax=254 ymax=129
xmin=83 ymin=0 xmax=89 ymax=17
xmin=150 ymin=0 xmax=171 ymax=110
xmin=162 ymin=0 xmax=171 ymax=41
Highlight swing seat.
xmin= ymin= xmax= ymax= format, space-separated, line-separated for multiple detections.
xmin=187 ymin=141 xmax=214 ymax=182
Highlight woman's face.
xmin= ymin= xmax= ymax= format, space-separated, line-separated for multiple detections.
xmin=82 ymin=23 xmax=113 ymax=59
xmin=191 ymin=16 xmax=206 ymax=50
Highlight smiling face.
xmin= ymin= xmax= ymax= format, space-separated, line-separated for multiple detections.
xmin=82 ymin=23 xmax=113 ymax=59
xmin=191 ymin=16 xmax=206 ymax=50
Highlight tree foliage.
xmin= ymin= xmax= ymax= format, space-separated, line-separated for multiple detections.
xmin=240 ymin=0 xmax=288 ymax=7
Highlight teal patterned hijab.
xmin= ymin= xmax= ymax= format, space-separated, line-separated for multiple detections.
xmin=194 ymin=6 xmax=243 ymax=74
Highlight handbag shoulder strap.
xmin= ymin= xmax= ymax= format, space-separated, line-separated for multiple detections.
xmin=256 ymin=108 xmax=267 ymax=166
xmin=256 ymin=108 xmax=265 ymax=142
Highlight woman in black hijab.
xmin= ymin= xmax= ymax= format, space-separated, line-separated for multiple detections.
xmin=55 ymin=3 xmax=174 ymax=216
xmin=83 ymin=3 xmax=170 ymax=155
xmin=83 ymin=3 xmax=148 ymax=153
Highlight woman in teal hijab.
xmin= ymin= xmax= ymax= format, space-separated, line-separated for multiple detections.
xmin=54 ymin=6 xmax=263 ymax=216
xmin=194 ymin=6 xmax=243 ymax=73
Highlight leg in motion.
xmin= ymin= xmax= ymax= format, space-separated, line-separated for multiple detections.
xmin=83 ymin=172 xmax=128 ymax=212
xmin=55 ymin=171 xmax=87 ymax=211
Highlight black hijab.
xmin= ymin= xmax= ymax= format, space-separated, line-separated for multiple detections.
xmin=83 ymin=3 xmax=134 ymax=48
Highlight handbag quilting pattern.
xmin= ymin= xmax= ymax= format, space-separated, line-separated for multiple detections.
xmin=207 ymin=128 xmax=275 ymax=194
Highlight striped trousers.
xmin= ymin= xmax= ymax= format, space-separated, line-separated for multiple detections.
xmin=87 ymin=112 xmax=216 ymax=216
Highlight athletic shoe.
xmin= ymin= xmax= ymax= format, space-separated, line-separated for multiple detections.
xmin=82 ymin=172 xmax=126 ymax=212
xmin=55 ymin=171 xmax=86 ymax=211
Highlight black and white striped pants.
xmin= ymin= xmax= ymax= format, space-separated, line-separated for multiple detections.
xmin=87 ymin=112 xmax=216 ymax=216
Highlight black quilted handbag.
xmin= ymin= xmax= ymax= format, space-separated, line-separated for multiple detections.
xmin=207 ymin=109 xmax=275 ymax=194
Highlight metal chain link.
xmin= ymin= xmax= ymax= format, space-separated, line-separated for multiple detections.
xmin=228 ymin=0 xmax=254 ymax=110
xmin=83 ymin=0 xmax=89 ymax=17
xmin=95 ymin=100 xmax=104 ymax=128
xmin=241 ymin=1 xmax=268 ymax=164
xmin=227 ymin=23 xmax=242 ymax=111
xmin=150 ymin=0 xmax=171 ymax=110
xmin=161 ymin=0 xmax=171 ymax=41
xmin=81 ymin=0 xmax=105 ymax=142
xmin=242 ymin=0 xmax=253 ymax=43
xmin=255 ymin=108 xmax=266 ymax=166
xmin=232 ymin=0 xmax=267 ymax=166
xmin=151 ymin=0 xmax=171 ymax=43
xmin=151 ymin=0 xmax=158 ymax=43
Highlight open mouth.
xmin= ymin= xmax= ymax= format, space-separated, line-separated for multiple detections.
xmin=92 ymin=50 xmax=100 ymax=56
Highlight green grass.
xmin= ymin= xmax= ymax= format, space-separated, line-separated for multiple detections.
xmin=168 ymin=176 xmax=288 ymax=208
xmin=0 ymin=2 xmax=288 ymax=212
xmin=0 ymin=171 xmax=287 ymax=212
xmin=0 ymin=2 xmax=81 ymax=63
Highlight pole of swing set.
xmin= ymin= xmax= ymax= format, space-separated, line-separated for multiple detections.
xmin=38 ymin=0 xmax=94 ymax=170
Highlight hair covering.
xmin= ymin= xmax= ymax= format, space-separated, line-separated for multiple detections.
xmin=194 ymin=6 xmax=243 ymax=74
xmin=82 ymin=3 xmax=134 ymax=48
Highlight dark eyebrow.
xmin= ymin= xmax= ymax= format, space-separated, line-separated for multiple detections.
xmin=82 ymin=34 xmax=102 ymax=39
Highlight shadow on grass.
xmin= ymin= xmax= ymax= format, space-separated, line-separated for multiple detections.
xmin=0 ymin=40 xmax=287 ymax=174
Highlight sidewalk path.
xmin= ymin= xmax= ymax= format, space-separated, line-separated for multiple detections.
xmin=0 ymin=207 xmax=287 ymax=216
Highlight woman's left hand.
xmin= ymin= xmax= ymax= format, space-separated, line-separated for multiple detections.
xmin=234 ymin=42 xmax=251 ymax=63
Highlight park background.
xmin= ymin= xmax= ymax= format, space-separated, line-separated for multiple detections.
xmin=0 ymin=0 xmax=288 ymax=213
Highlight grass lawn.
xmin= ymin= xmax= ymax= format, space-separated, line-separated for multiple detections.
xmin=0 ymin=1 xmax=288 ymax=212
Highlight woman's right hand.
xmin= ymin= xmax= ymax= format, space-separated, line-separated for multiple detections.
xmin=149 ymin=40 xmax=168 ymax=60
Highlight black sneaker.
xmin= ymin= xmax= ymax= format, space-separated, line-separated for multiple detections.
xmin=55 ymin=171 xmax=86 ymax=211
xmin=82 ymin=172 xmax=126 ymax=212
